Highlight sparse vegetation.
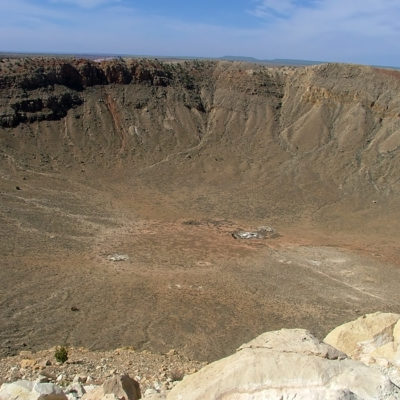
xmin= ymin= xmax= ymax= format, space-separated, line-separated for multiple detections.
xmin=54 ymin=346 xmax=68 ymax=364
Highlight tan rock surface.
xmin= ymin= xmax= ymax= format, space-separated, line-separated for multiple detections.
xmin=238 ymin=328 xmax=346 ymax=359
xmin=393 ymin=320 xmax=400 ymax=344
xmin=20 ymin=361 xmax=37 ymax=370
xmin=167 ymin=329 xmax=399 ymax=400
xmin=324 ymin=312 xmax=400 ymax=386
xmin=324 ymin=312 xmax=400 ymax=358
xmin=80 ymin=387 xmax=103 ymax=400
xmin=101 ymin=375 xmax=140 ymax=400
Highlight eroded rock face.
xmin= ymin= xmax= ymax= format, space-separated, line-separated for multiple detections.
xmin=0 ymin=58 xmax=180 ymax=128
xmin=167 ymin=329 xmax=399 ymax=400
xmin=324 ymin=312 xmax=400 ymax=386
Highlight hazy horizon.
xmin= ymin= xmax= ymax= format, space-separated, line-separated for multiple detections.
xmin=1 ymin=0 xmax=400 ymax=67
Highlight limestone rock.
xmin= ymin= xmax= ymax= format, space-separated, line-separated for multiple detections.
xmin=33 ymin=382 xmax=67 ymax=399
xmin=143 ymin=389 xmax=158 ymax=398
xmin=81 ymin=387 xmax=103 ymax=400
xmin=20 ymin=360 xmax=37 ymax=370
xmin=393 ymin=319 xmax=400 ymax=343
xmin=324 ymin=312 xmax=400 ymax=386
xmin=0 ymin=380 xmax=67 ymax=400
xmin=324 ymin=312 xmax=400 ymax=358
xmin=82 ymin=386 xmax=97 ymax=394
xmin=143 ymin=393 xmax=165 ymax=400
xmin=239 ymin=328 xmax=346 ymax=360
xmin=81 ymin=375 xmax=140 ymax=400
xmin=101 ymin=395 xmax=119 ymax=400
xmin=102 ymin=375 xmax=140 ymax=400
xmin=0 ymin=381 xmax=34 ymax=400
xmin=167 ymin=329 xmax=399 ymax=400
xmin=65 ymin=383 xmax=86 ymax=398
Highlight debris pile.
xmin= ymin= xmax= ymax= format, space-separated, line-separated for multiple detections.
xmin=107 ymin=254 xmax=129 ymax=262
xmin=232 ymin=226 xmax=277 ymax=240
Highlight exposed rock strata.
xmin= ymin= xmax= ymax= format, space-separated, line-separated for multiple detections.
xmin=167 ymin=328 xmax=400 ymax=400
xmin=0 ymin=58 xmax=207 ymax=128
xmin=1 ymin=58 xmax=399 ymax=199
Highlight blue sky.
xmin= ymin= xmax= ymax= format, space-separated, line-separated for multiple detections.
xmin=1 ymin=0 xmax=400 ymax=66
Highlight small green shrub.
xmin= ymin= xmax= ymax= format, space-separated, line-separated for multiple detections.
xmin=54 ymin=346 xmax=68 ymax=364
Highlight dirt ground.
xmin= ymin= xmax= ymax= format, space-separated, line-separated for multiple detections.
xmin=1 ymin=169 xmax=399 ymax=363
xmin=0 ymin=59 xmax=399 ymax=364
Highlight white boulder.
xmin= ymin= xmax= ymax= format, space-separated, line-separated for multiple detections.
xmin=167 ymin=329 xmax=399 ymax=400
xmin=324 ymin=312 xmax=400 ymax=385
xmin=0 ymin=380 xmax=67 ymax=400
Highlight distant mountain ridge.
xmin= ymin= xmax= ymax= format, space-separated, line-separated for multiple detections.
xmin=219 ymin=55 xmax=324 ymax=66
xmin=0 ymin=51 xmax=322 ymax=66
xmin=2 ymin=51 xmax=400 ymax=69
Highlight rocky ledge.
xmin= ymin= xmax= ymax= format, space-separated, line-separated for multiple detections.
xmin=1 ymin=312 xmax=400 ymax=400
xmin=0 ymin=57 xmax=211 ymax=127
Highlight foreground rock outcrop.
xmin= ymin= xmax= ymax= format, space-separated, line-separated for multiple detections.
xmin=325 ymin=312 xmax=400 ymax=386
xmin=168 ymin=329 xmax=399 ymax=400
xmin=2 ymin=315 xmax=400 ymax=399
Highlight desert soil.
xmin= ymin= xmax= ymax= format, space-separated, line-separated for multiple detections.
xmin=0 ymin=58 xmax=399 ymax=365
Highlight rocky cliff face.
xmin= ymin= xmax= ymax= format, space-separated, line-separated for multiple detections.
xmin=1 ymin=58 xmax=399 ymax=203
xmin=0 ymin=58 xmax=202 ymax=127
